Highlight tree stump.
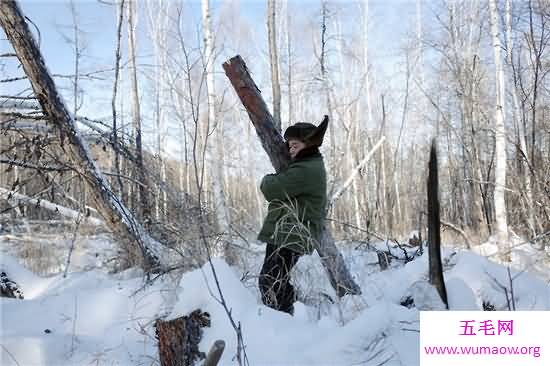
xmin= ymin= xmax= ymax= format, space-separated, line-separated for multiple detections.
xmin=155 ymin=309 xmax=211 ymax=366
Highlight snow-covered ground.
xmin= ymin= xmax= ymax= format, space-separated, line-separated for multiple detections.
xmin=1 ymin=234 xmax=548 ymax=366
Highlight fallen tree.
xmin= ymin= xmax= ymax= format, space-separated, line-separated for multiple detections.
xmin=0 ymin=187 xmax=103 ymax=226
xmin=0 ymin=0 xmax=165 ymax=272
xmin=223 ymin=55 xmax=360 ymax=297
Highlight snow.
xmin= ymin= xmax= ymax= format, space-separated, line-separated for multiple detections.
xmin=1 ymin=235 xmax=548 ymax=366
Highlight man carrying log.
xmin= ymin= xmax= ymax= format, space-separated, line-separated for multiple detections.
xmin=258 ymin=118 xmax=328 ymax=315
xmin=223 ymin=55 xmax=361 ymax=299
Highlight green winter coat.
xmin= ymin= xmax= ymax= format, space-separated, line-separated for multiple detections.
xmin=258 ymin=149 xmax=327 ymax=254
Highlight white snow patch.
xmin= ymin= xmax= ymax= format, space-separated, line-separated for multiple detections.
xmin=1 ymin=235 xmax=548 ymax=366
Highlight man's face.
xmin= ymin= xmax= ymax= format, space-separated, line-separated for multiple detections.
xmin=288 ymin=139 xmax=306 ymax=159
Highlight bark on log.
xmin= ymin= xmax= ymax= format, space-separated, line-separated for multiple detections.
xmin=0 ymin=0 xmax=164 ymax=272
xmin=223 ymin=55 xmax=361 ymax=297
xmin=155 ymin=309 xmax=211 ymax=366
xmin=427 ymin=140 xmax=448 ymax=308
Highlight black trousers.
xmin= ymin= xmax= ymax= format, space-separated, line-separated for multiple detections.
xmin=259 ymin=243 xmax=300 ymax=314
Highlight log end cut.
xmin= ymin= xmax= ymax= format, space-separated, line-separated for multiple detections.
xmin=155 ymin=309 xmax=211 ymax=366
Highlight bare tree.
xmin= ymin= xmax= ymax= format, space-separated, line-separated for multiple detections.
xmin=111 ymin=0 xmax=125 ymax=197
xmin=146 ymin=0 xmax=169 ymax=222
xmin=127 ymin=0 xmax=153 ymax=228
xmin=489 ymin=0 xmax=510 ymax=260
xmin=267 ymin=0 xmax=281 ymax=132
xmin=505 ymin=0 xmax=536 ymax=237
xmin=202 ymin=0 xmax=232 ymax=260
xmin=362 ymin=0 xmax=373 ymax=128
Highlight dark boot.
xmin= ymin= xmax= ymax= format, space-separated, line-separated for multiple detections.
xmin=259 ymin=244 xmax=300 ymax=314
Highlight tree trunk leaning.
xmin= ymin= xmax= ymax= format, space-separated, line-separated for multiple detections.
xmin=0 ymin=0 xmax=164 ymax=272
xmin=222 ymin=55 xmax=361 ymax=297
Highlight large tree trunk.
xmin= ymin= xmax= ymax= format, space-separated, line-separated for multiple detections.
xmin=489 ymin=0 xmax=510 ymax=261
xmin=223 ymin=55 xmax=361 ymax=297
xmin=0 ymin=0 xmax=164 ymax=272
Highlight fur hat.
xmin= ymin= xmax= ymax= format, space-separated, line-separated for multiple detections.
xmin=283 ymin=115 xmax=329 ymax=147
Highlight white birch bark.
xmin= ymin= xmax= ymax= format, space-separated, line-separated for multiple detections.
xmin=505 ymin=0 xmax=535 ymax=237
xmin=330 ymin=137 xmax=385 ymax=205
xmin=362 ymin=0 xmax=373 ymax=128
xmin=267 ymin=0 xmax=281 ymax=132
xmin=0 ymin=187 xmax=102 ymax=226
xmin=146 ymin=0 xmax=168 ymax=222
xmin=202 ymin=0 xmax=231 ymax=257
xmin=285 ymin=0 xmax=293 ymax=125
xmin=489 ymin=0 xmax=510 ymax=260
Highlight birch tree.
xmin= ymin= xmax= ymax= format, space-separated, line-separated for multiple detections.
xmin=202 ymin=0 xmax=232 ymax=257
xmin=146 ymin=0 xmax=169 ymax=222
xmin=111 ymin=0 xmax=125 ymax=198
xmin=285 ymin=0 xmax=293 ymax=125
xmin=127 ymin=0 xmax=152 ymax=226
xmin=267 ymin=0 xmax=281 ymax=132
xmin=505 ymin=0 xmax=536 ymax=237
xmin=489 ymin=0 xmax=510 ymax=259
xmin=362 ymin=0 xmax=373 ymax=129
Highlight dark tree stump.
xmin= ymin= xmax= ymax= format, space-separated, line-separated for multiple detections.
xmin=155 ymin=309 xmax=211 ymax=366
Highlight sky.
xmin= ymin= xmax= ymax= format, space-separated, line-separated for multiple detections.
xmin=5 ymin=0 xmax=419 ymax=89
xmin=2 ymin=0 xmax=425 ymax=160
